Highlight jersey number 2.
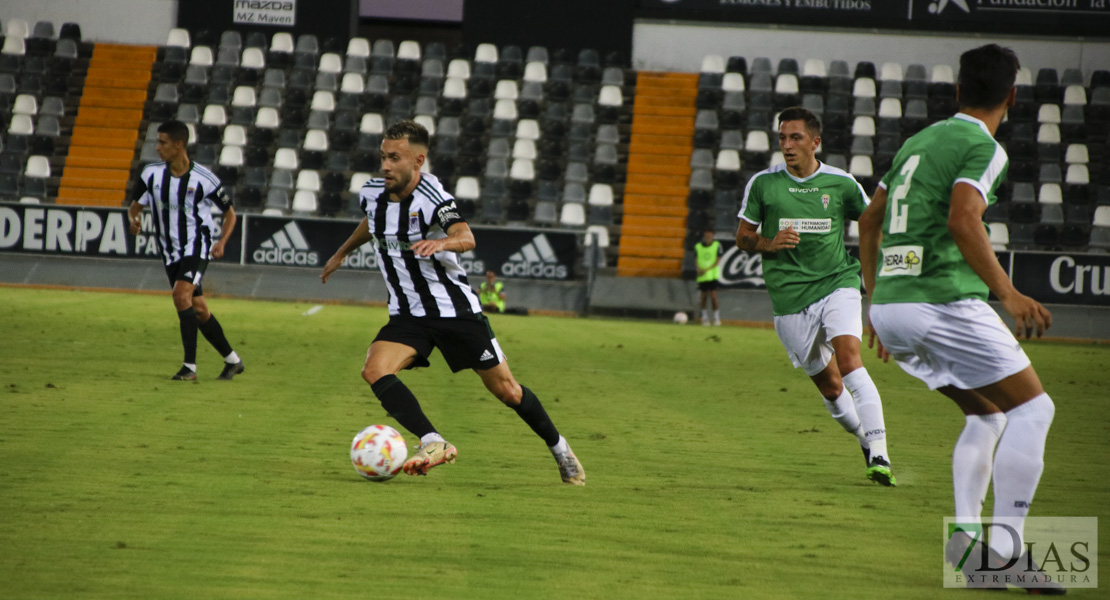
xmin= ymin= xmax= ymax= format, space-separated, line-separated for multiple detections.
xmin=888 ymin=154 xmax=921 ymax=234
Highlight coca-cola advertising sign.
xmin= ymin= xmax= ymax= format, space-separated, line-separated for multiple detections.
xmin=717 ymin=242 xmax=765 ymax=289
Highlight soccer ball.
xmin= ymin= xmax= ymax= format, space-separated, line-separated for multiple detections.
xmin=673 ymin=311 xmax=689 ymax=325
xmin=350 ymin=425 xmax=408 ymax=481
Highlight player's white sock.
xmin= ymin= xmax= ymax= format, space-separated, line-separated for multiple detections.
xmin=224 ymin=351 xmax=241 ymax=364
xmin=420 ymin=432 xmax=446 ymax=446
xmin=823 ymin=388 xmax=866 ymax=446
xmin=953 ymin=413 xmax=1007 ymax=522
xmin=549 ymin=435 xmax=569 ymax=455
xmin=989 ymin=393 xmax=1055 ymax=560
xmin=700 ymin=309 xmax=709 ymax=324
xmin=183 ymin=362 xmax=197 ymax=372
xmin=712 ymin=310 xmax=720 ymax=325
xmin=843 ymin=368 xmax=889 ymax=461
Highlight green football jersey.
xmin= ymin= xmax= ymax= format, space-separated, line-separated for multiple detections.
xmin=871 ymin=113 xmax=1008 ymax=305
xmin=739 ymin=162 xmax=869 ymax=315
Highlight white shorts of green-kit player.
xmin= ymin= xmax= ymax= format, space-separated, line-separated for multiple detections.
xmin=773 ymin=287 xmax=863 ymax=376
xmin=870 ymin=299 xmax=1032 ymax=390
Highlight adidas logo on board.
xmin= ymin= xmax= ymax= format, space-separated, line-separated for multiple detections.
xmin=253 ymin=222 xmax=319 ymax=266
xmin=502 ymin=234 xmax=568 ymax=279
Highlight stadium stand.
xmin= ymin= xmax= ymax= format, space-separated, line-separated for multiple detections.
xmin=3 ymin=17 xmax=1108 ymax=271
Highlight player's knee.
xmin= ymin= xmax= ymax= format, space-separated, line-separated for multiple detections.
xmin=837 ymin=355 xmax=863 ymax=376
xmin=491 ymin=380 xmax=522 ymax=406
xmin=171 ymin=291 xmax=191 ymax=308
xmin=818 ymin=382 xmax=843 ymax=401
xmin=362 ymin=364 xmax=388 ymax=385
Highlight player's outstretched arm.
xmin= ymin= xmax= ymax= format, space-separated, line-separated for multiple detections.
xmin=321 ymin=218 xmax=374 ymax=284
xmin=858 ymin=187 xmax=889 ymax=361
xmin=949 ymin=183 xmax=1051 ymax=338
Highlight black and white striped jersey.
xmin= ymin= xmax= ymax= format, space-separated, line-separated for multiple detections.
xmin=134 ymin=161 xmax=231 ymax=266
xmin=359 ymin=173 xmax=482 ymax=318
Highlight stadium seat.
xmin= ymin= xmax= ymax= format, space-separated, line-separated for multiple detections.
xmin=559 ymin=202 xmax=586 ymax=227
xmin=988 ymin=223 xmax=1009 ymax=250
xmin=295 ymin=170 xmax=320 ymax=193
xmin=850 ymin=155 xmax=873 ymax=178
xmin=1065 ymin=144 xmax=1089 ymax=165
xmin=1039 ymin=183 xmax=1063 ymax=204
xmin=273 ymin=148 xmax=298 ymax=170
xmin=700 ymin=54 xmax=725 ymax=75
xmin=851 ymin=116 xmax=876 ymax=137
xmin=878 ymin=98 xmax=902 ymax=119
xmin=201 ymin=104 xmax=227 ymax=126
xmin=930 ymin=64 xmax=954 ymax=84
xmin=189 ymin=46 xmax=214 ymax=67
xmin=8 ymin=114 xmax=33 ymax=135
xmin=167 ymin=27 xmax=191 ymax=48
xmin=218 ymin=146 xmax=244 ymax=167
xmin=24 ymin=155 xmax=49 ymax=178
xmin=11 ymin=94 xmax=37 ymax=116
xmin=588 ymin=184 xmax=614 ymax=207
xmin=1066 ymin=165 xmax=1090 ymax=186
xmin=879 ymin=62 xmax=903 ymax=82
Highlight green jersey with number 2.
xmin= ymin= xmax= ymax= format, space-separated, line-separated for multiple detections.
xmin=739 ymin=162 xmax=869 ymax=316
xmin=871 ymin=113 xmax=1008 ymax=305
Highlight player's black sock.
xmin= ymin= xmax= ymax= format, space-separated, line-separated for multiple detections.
xmin=198 ymin=314 xmax=234 ymax=358
xmin=177 ymin=307 xmax=198 ymax=365
xmin=370 ymin=375 xmax=437 ymax=438
xmin=512 ymin=386 xmax=561 ymax=447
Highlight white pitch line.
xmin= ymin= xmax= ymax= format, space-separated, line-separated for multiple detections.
xmin=302 ymin=304 xmax=324 ymax=316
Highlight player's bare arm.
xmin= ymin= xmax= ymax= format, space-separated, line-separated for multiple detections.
xmin=321 ymin=217 xmax=375 ymax=283
xmin=410 ymin=222 xmax=476 ymax=257
xmin=211 ymin=206 xmax=236 ymax=260
xmin=949 ymin=182 xmax=1051 ymax=338
xmin=127 ymin=201 xmax=143 ymax=235
xmin=735 ymin=220 xmax=799 ymax=253
xmin=858 ymin=186 xmax=890 ymax=361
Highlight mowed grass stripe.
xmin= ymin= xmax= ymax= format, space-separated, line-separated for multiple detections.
xmin=1 ymin=287 xmax=1107 ymax=600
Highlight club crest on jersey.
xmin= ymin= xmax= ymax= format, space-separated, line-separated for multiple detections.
xmin=821 ymin=194 xmax=831 ymax=210
xmin=408 ymin=212 xmax=420 ymax=233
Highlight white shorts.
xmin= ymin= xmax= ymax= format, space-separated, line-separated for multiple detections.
xmin=869 ymin=299 xmax=1031 ymax=390
xmin=773 ymin=287 xmax=863 ymax=376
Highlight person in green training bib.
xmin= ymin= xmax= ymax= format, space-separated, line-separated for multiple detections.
xmin=479 ymin=270 xmax=506 ymax=313
xmin=859 ymin=45 xmax=1062 ymax=594
xmin=736 ymin=106 xmax=895 ymax=487
xmin=695 ymin=229 xmax=723 ymax=326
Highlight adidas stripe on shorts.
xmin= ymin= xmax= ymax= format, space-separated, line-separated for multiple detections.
xmin=869 ymin=298 xmax=1031 ymax=390
xmin=773 ymin=287 xmax=863 ymax=376
xmin=373 ymin=314 xmax=506 ymax=373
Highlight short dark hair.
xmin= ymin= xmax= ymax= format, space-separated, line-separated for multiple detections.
xmin=157 ymin=120 xmax=190 ymax=145
xmin=777 ymin=106 xmax=821 ymax=138
xmin=958 ymin=44 xmax=1020 ymax=110
xmin=384 ymin=120 xmax=430 ymax=148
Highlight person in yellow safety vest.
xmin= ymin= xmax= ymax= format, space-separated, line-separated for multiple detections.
xmin=695 ymin=229 xmax=722 ymax=326
xmin=479 ymin=270 xmax=506 ymax=313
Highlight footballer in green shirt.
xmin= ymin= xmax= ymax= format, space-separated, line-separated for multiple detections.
xmin=737 ymin=106 xmax=895 ymax=486
xmin=859 ymin=44 xmax=1062 ymax=593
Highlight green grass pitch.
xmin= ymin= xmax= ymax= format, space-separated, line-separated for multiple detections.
xmin=1 ymin=286 xmax=1107 ymax=599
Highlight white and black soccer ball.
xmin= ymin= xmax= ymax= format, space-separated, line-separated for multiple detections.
xmin=673 ymin=311 xmax=689 ymax=325
xmin=350 ymin=425 xmax=408 ymax=481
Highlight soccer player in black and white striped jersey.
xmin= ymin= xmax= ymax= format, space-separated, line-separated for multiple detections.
xmin=128 ymin=120 xmax=244 ymax=381
xmin=321 ymin=120 xmax=585 ymax=485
